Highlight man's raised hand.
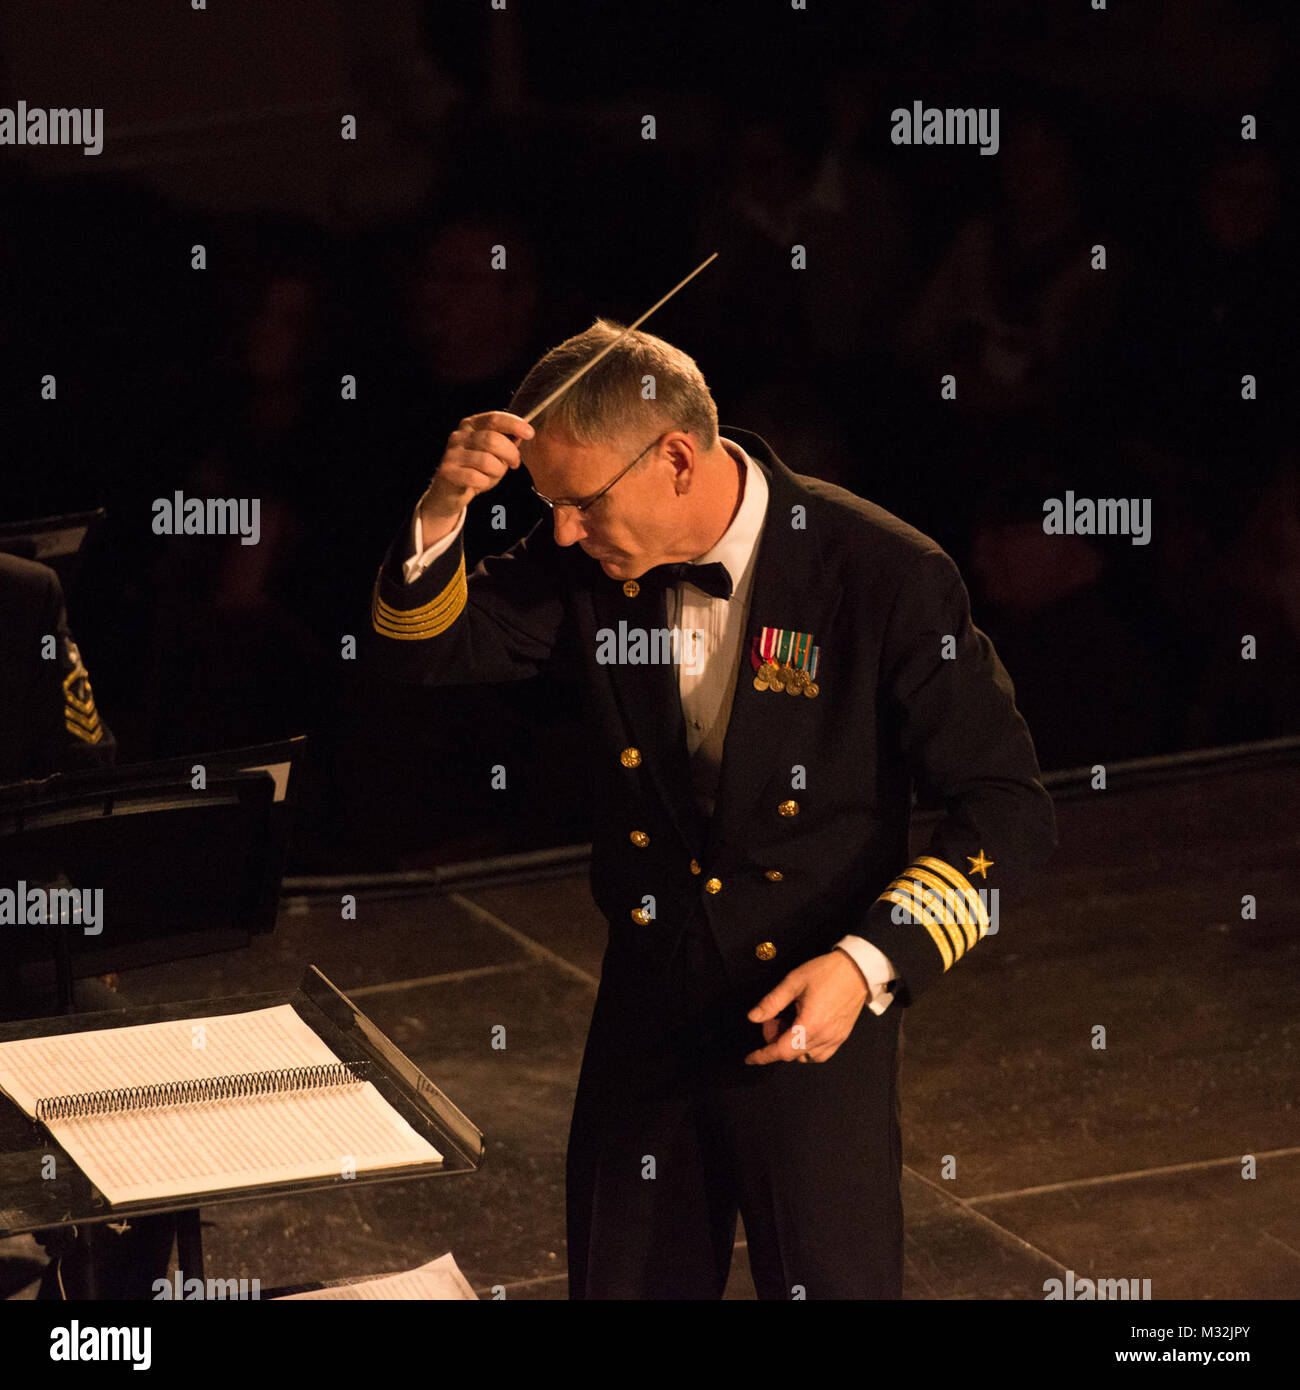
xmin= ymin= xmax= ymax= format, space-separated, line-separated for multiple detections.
xmin=419 ymin=410 xmax=535 ymax=544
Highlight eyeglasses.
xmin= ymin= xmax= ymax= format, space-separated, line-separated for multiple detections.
xmin=529 ymin=435 xmax=663 ymax=515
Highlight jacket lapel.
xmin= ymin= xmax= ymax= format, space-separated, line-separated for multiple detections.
xmin=706 ymin=429 xmax=843 ymax=850
xmin=585 ymin=427 xmax=841 ymax=854
xmin=590 ymin=575 xmax=706 ymax=851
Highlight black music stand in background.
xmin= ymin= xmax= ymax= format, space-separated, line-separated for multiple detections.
xmin=0 ymin=737 xmax=306 ymax=1010
xmin=0 ymin=738 xmax=306 ymax=1296
xmin=0 ymin=508 xmax=106 ymax=595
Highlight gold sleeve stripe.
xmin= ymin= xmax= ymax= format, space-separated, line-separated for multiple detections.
xmin=880 ymin=868 xmax=973 ymax=960
xmin=371 ymin=594 xmax=464 ymax=638
xmin=905 ymin=877 xmax=971 ymax=958
xmin=906 ymin=884 xmax=967 ymax=961
xmin=909 ymin=866 xmax=978 ymax=951
xmin=371 ymin=597 xmax=463 ymax=639
xmin=915 ymin=855 xmax=990 ymax=934
xmin=880 ymin=888 xmax=954 ymax=972
xmin=372 ymin=556 xmax=464 ymax=622
xmin=373 ymin=582 xmax=464 ymax=628
xmin=372 ymin=554 xmax=466 ymax=625
xmin=371 ymin=559 xmax=467 ymax=640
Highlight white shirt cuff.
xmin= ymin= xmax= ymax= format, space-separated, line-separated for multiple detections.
xmin=403 ymin=503 xmax=467 ymax=585
xmin=835 ymin=935 xmax=899 ymax=1015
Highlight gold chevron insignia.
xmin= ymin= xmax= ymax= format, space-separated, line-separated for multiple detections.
xmin=66 ymin=712 xmax=104 ymax=744
xmin=371 ymin=556 xmax=467 ymax=640
xmin=64 ymin=685 xmax=104 ymax=744
xmin=61 ymin=643 xmax=104 ymax=744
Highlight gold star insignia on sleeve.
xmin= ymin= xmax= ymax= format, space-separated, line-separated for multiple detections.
xmin=966 ymin=850 xmax=993 ymax=879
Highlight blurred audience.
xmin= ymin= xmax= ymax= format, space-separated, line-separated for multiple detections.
xmin=968 ymin=457 xmax=1169 ymax=770
xmin=3 ymin=21 xmax=1293 ymax=866
xmin=896 ymin=108 xmax=1116 ymax=429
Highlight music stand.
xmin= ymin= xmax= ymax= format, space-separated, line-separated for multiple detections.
xmin=0 ymin=508 xmax=106 ymax=594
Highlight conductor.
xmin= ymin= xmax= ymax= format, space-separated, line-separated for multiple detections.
xmin=366 ymin=320 xmax=1057 ymax=1298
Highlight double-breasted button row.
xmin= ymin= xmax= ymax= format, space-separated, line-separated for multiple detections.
xmin=759 ymin=806 xmax=794 ymax=956
xmin=761 ymin=802 xmax=796 ymax=959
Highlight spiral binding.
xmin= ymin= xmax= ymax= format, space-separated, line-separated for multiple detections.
xmin=35 ymin=1059 xmax=372 ymax=1122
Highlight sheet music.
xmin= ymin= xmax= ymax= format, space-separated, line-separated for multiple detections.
xmin=0 ymin=1004 xmax=338 ymax=1117
xmin=275 ymin=1252 xmax=477 ymax=1300
xmin=0 ymin=1005 xmax=442 ymax=1204
xmin=49 ymin=1079 xmax=441 ymax=1204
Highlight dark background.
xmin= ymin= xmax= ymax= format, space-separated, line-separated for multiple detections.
xmin=1 ymin=0 xmax=1295 ymax=872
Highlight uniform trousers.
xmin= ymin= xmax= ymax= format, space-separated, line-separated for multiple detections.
xmin=565 ymin=905 xmax=904 ymax=1299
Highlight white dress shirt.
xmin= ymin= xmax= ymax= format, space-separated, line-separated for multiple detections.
xmin=404 ymin=438 xmax=898 ymax=1014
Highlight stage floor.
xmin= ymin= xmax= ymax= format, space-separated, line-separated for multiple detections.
xmin=3 ymin=751 xmax=1297 ymax=1300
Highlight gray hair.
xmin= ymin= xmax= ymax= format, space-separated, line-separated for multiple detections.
xmin=508 ymin=318 xmax=719 ymax=455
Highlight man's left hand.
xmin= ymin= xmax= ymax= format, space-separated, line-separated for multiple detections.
xmin=744 ymin=949 xmax=870 ymax=1065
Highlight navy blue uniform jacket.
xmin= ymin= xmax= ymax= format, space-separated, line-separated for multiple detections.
xmin=366 ymin=427 xmax=1057 ymax=1008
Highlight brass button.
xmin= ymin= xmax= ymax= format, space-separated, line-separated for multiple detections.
xmin=755 ymin=941 xmax=777 ymax=961
xmin=764 ymin=869 xmax=784 ymax=882
xmin=778 ymin=799 xmax=799 ymax=817
xmin=620 ymin=747 xmax=642 ymax=768
xmin=689 ymin=859 xmax=702 ymax=875
xmin=631 ymin=907 xmax=651 ymax=926
xmin=630 ymin=830 xmax=649 ymax=848
xmin=622 ymin=579 xmax=640 ymax=598
xmin=704 ymin=877 xmax=722 ymax=895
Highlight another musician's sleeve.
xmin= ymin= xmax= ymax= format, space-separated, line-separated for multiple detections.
xmin=366 ymin=506 xmax=573 ymax=688
xmin=855 ymin=546 xmax=1057 ymax=1005
xmin=35 ymin=566 xmax=117 ymax=772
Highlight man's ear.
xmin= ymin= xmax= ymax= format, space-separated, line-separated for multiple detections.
xmin=667 ymin=435 xmax=697 ymax=494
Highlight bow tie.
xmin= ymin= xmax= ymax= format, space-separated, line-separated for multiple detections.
xmin=637 ymin=560 xmax=733 ymax=601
